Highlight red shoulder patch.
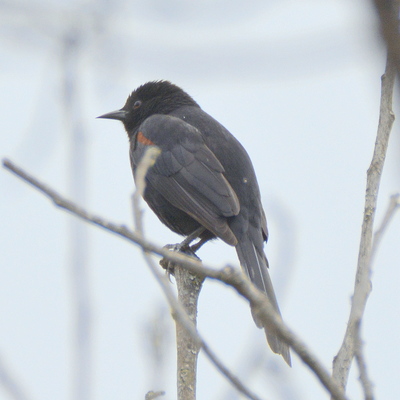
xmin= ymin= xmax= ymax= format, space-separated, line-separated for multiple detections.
xmin=137 ymin=131 xmax=155 ymax=146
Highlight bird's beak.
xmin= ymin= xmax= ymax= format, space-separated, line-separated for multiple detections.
xmin=97 ymin=109 xmax=128 ymax=121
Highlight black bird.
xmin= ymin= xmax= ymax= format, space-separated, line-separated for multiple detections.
xmin=98 ymin=80 xmax=290 ymax=365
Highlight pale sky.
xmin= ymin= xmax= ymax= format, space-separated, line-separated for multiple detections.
xmin=1 ymin=1 xmax=399 ymax=400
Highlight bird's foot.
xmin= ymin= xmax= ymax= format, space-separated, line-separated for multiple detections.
xmin=160 ymin=240 xmax=201 ymax=278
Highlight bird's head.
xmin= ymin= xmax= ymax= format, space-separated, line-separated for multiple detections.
xmin=97 ymin=80 xmax=199 ymax=136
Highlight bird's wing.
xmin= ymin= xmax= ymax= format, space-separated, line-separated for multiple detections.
xmin=131 ymin=114 xmax=240 ymax=245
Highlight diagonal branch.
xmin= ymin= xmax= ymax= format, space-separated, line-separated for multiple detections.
xmin=3 ymin=156 xmax=263 ymax=400
xmin=0 ymin=353 xmax=32 ymax=400
xmin=3 ymin=157 xmax=348 ymax=400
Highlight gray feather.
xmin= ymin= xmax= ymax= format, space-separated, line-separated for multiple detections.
xmin=236 ymin=236 xmax=291 ymax=366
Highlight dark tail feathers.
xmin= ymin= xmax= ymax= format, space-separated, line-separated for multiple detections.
xmin=236 ymin=237 xmax=291 ymax=366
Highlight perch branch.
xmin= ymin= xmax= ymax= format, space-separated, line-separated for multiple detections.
xmin=3 ymin=158 xmax=348 ymax=400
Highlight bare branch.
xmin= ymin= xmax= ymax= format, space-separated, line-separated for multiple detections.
xmin=332 ymin=56 xmax=396 ymax=390
xmin=132 ymin=146 xmax=161 ymax=236
xmin=352 ymin=194 xmax=399 ymax=400
xmin=173 ymin=265 xmax=204 ymax=400
xmin=354 ymin=322 xmax=374 ymax=400
xmin=371 ymin=193 xmax=400 ymax=262
xmin=2 ymin=158 xmax=348 ymax=400
xmin=0 ymin=353 xmax=32 ymax=400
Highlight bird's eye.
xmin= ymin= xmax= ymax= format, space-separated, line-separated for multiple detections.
xmin=133 ymin=100 xmax=142 ymax=110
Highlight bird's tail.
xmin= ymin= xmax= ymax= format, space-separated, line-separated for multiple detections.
xmin=235 ymin=236 xmax=291 ymax=366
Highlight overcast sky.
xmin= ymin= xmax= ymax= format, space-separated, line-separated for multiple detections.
xmin=1 ymin=1 xmax=399 ymax=400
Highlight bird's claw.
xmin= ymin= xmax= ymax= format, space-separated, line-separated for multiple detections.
xmin=159 ymin=241 xmax=200 ymax=277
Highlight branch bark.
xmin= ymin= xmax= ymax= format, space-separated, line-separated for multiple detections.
xmin=174 ymin=265 xmax=203 ymax=400
xmin=332 ymin=56 xmax=396 ymax=392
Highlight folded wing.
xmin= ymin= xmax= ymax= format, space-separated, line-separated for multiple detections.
xmin=132 ymin=115 xmax=240 ymax=245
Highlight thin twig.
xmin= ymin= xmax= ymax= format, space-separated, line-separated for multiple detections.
xmin=132 ymin=146 xmax=161 ymax=237
xmin=354 ymin=322 xmax=374 ymax=400
xmin=352 ymin=194 xmax=400 ymax=400
xmin=371 ymin=193 xmax=400 ymax=262
xmin=0 ymin=353 xmax=32 ymax=400
xmin=332 ymin=56 xmax=396 ymax=391
xmin=2 ymin=158 xmax=348 ymax=400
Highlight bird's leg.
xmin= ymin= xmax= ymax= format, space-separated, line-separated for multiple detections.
xmin=190 ymin=236 xmax=209 ymax=253
xmin=160 ymin=227 xmax=205 ymax=276
xmin=162 ymin=226 xmax=205 ymax=253
xmin=179 ymin=226 xmax=206 ymax=250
